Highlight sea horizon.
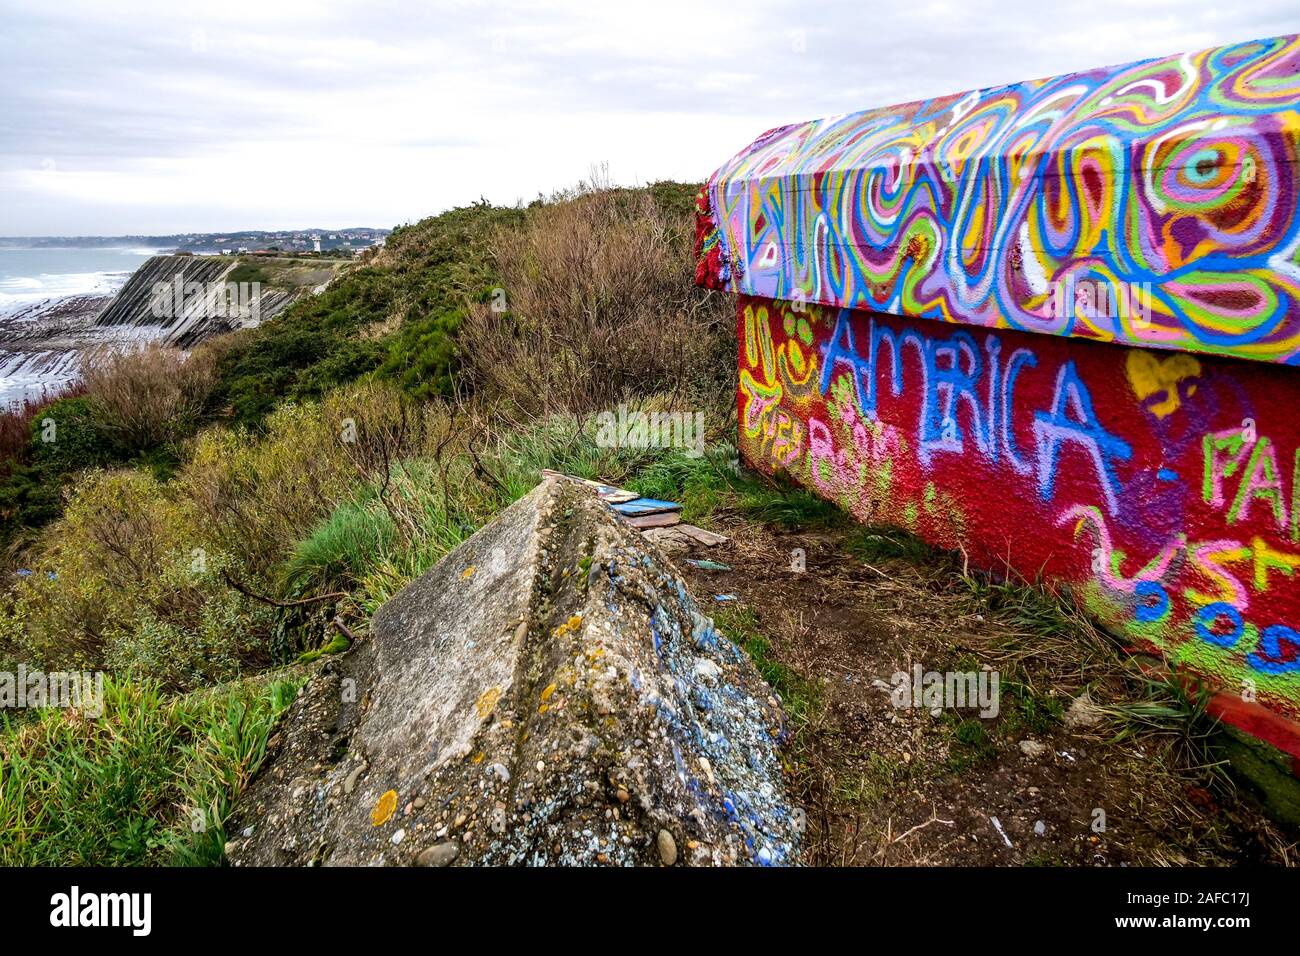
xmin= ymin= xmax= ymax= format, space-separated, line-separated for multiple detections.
xmin=0 ymin=245 xmax=156 ymax=319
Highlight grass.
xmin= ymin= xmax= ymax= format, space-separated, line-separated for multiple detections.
xmin=284 ymin=457 xmax=488 ymax=615
xmin=998 ymin=679 xmax=1065 ymax=738
xmin=955 ymin=573 xmax=1232 ymax=787
xmin=622 ymin=440 xmax=850 ymax=531
xmin=1089 ymin=666 xmax=1223 ymax=777
xmin=844 ymin=525 xmax=942 ymax=565
xmin=957 ymin=568 xmax=1125 ymax=703
xmin=224 ymin=262 xmax=271 ymax=286
xmin=714 ymin=605 xmax=820 ymax=725
xmin=625 ymin=444 xmax=738 ymax=523
xmin=946 ymin=716 xmax=999 ymax=772
xmin=283 ymin=497 xmax=399 ymax=594
xmin=733 ymin=476 xmax=849 ymax=530
xmin=0 ymin=674 xmax=301 ymax=866
xmin=836 ymin=752 xmax=918 ymax=809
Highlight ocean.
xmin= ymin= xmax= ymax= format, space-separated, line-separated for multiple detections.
xmin=0 ymin=246 xmax=154 ymax=318
xmin=0 ymin=246 xmax=157 ymax=408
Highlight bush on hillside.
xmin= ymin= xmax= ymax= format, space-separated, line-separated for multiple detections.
xmin=83 ymin=343 xmax=218 ymax=453
xmin=459 ymin=179 xmax=732 ymax=418
xmin=24 ymin=396 xmax=115 ymax=472
xmin=0 ymin=394 xmax=119 ymax=555
xmin=0 ymin=382 xmax=89 ymax=476
xmin=207 ymin=202 xmax=525 ymax=428
xmin=0 ymin=380 xmax=450 ymax=686
xmin=0 ymin=467 xmax=277 ymax=688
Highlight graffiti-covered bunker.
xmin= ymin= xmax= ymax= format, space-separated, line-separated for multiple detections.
xmin=696 ymin=35 xmax=1300 ymax=764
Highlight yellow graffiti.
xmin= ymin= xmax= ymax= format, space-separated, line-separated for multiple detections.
xmin=739 ymin=302 xmax=824 ymax=468
xmin=1251 ymin=537 xmax=1300 ymax=591
xmin=743 ymin=304 xmax=777 ymax=380
xmin=1182 ymin=542 xmax=1253 ymax=607
xmin=1125 ymin=350 xmax=1201 ymax=419
xmin=739 ymin=369 xmax=783 ymax=437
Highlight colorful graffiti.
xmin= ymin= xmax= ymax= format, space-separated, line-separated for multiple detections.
xmin=737 ymin=295 xmax=1300 ymax=719
xmin=700 ymin=35 xmax=1300 ymax=366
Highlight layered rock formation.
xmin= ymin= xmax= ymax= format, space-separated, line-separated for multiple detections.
xmin=95 ymin=254 xmax=299 ymax=346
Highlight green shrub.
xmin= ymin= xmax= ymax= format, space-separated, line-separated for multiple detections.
xmin=286 ymin=457 xmax=486 ymax=615
xmin=374 ymin=308 xmax=462 ymax=400
xmin=26 ymin=397 xmax=115 ymax=470
xmin=0 ymin=468 xmax=281 ymax=688
xmin=283 ymin=497 xmax=398 ymax=595
xmin=459 ymin=180 xmax=729 ymax=418
xmin=208 ymin=201 xmax=525 ymax=428
xmin=83 ymin=344 xmax=217 ymax=453
xmin=0 ymin=674 xmax=301 ymax=866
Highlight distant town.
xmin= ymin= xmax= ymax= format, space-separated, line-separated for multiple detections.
xmin=0 ymin=228 xmax=391 ymax=256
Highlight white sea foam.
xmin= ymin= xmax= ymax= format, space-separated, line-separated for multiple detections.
xmin=0 ymin=270 xmax=132 ymax=317
xmin=0 ymin=247 xmax=155 ymax=320
xmin=0 ymin=247 xmax=158 ymax=406
xmin=0 ymin=350 xmax=83 ymax=410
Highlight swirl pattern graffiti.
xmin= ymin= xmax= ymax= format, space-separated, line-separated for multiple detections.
xmin=703 ymin=35 xmax=1300 ymax=365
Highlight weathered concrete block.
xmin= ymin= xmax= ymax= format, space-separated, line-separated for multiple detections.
xmin=227 ymin=477 xmax=799 ymax=866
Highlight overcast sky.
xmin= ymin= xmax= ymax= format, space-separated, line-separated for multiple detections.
xmin=2 ymin=0 xmax=1297 ymax=236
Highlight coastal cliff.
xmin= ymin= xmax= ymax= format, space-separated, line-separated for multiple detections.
xmin=0 ymin=253 xmax=351 ymax=406
xmin=95 ymin=254 xmax=332 ymax=346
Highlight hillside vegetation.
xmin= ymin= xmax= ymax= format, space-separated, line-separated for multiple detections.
xmin=3 ymin=176 xmax=1279 ymax=868
xmin=0 ymin=177 xmax=739 ymax=864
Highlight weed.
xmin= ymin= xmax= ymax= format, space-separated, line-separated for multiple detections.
xmin=947 ymin=716 xmax=999 ymax=772
xmin=844 ymin=526 xmax=941 ymax=564
xmin=714 ymin=605 xmax=820 ymax=725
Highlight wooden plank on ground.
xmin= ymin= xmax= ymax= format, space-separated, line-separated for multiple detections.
xmin=623 ymin=512 xmax=682 ymax=529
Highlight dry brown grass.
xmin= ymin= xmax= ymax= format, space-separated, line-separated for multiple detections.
xmin=460 ymin=174 xmax=732 ymax=418
xmin=83 ymin=342 xmax=218 ymax=451
xmin=680 ymin=518 xmax=1298 ymax=866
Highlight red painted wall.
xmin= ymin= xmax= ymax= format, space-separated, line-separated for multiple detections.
xmin=737 ymin=294 xmax=1300 ymax=727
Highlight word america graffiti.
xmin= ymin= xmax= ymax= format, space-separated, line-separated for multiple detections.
xmin=702 ymin=34 xmax=1300 ymax=366
xmin=737 ymin=296 xmax=1300 ymax=714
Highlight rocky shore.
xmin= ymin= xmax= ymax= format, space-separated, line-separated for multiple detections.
xmin=1 ymin=252 xmax=323 ymax=408
xmin=0 ymin=292 xmax=122 ymax=407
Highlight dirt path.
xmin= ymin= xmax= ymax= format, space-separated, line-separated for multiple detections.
xmin=670 ymin=516 xmax=1295 ymax=867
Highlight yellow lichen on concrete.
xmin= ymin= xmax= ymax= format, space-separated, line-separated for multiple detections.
xmin=371 ymin=789 xmax=398 ymax=826
xmin=476 ymin=685 xmax=502 ymax=719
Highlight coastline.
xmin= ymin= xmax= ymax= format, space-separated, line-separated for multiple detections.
xmin=0 ymin=246 xmax=162 ymax=407
xmin=0 ymin=288 xmax=123 ymax=409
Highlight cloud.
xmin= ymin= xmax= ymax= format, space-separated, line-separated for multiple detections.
xmin=0 ymin=0 xmax=1295 ymax=233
